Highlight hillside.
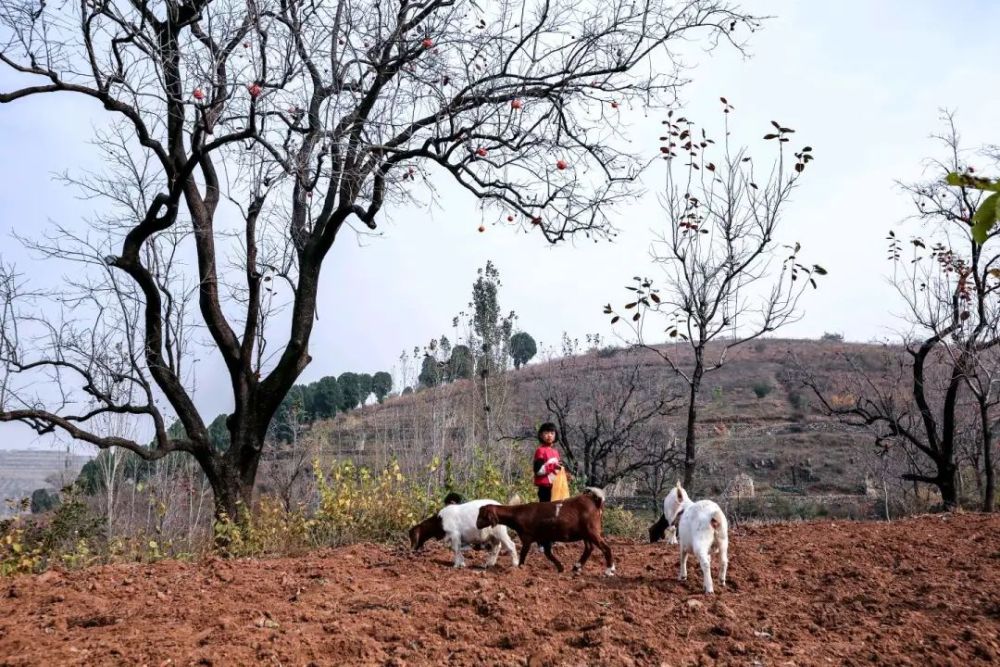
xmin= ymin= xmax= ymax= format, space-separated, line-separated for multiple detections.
xmin=0 ymin=450 xmax=92 ymax=517
xmin=312 ymin=338 xmax=902 ymax=515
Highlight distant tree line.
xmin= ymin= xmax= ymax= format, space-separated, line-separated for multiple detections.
xmin=404 ymin=262 xmax=538 ymax=394
xmin=268 ymin=371 xmax=393 ymax=443
xmin=72 ymin=370 xmax=393 ymax=496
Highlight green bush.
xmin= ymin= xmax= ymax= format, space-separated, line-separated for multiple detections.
xmin=0 ymin=492 xmax=107 ymax=575
xmin=752 ymin=381 xmax=773 ymax=399
xmin=601 ymin=506 xmax=647 ymax=539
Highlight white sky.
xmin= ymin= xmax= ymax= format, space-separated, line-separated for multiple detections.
xmin=2 ymin=0 xmax=999 ymax=452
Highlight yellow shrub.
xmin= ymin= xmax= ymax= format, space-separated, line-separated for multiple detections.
xmin=213 ymin=497 xmax=315 ymax=558
xmin=313 ymin=460 xmax=434 ymax=545
xmin=0 ymin=523 xmax=42 ymax=576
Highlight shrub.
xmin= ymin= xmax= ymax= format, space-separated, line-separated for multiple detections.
xmin=30 ymin=488 xmax=59 ymax=514
xmin=441 ymin=451 xmax=535 ymax=505
xmin=752 ymin=381 xmax=773 ymax=399
xmin=214 ymin=497 xmax=316 ymax=559
xmin=0 ymin=493 xmax=106 ymax=575
xmin=601 ymin=506 xmax=647 ymax=540
xmin=312 ymin=460 xmax=433 ymax=546
xmin=0 ymin=503 xmax=42 ymax=576
xmin=821 ymin=332 xmax=844 ymax=342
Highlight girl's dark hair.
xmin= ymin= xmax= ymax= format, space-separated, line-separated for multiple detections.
xmin=537 ymin=422 xmax=559 ymax=442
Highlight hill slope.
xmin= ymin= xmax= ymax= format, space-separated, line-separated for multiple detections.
xmin=314 ymin=339 xmax=900 ymax=509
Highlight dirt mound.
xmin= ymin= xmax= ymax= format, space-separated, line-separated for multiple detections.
xmin=2 ymin=514 xmax=999 ymax=666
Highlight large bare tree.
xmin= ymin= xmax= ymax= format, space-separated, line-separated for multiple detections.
xmin=608 ymin=103 xmax=821 ymax=489
xmin=804 ymin=115 xmax=1000 ymax=511
xmin=0 ymin=0 xmax=759 ymax=519
xmin=542 ymin=348 xmax=678 ymax=488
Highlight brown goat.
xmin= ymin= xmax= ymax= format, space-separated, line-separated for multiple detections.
xmin=408 ymin=514 xmax=445 ymax=551
xmin=476 ymin=488 xmax=615 ymax=575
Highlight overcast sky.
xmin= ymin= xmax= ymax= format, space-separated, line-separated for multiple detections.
xmin=2 ymin=0 xmax=999 ymax=452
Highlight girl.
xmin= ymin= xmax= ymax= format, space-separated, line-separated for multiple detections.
xmin=532 ymin=422 xmax=562 ymax=502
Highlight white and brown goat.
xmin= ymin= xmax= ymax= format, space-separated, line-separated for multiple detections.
xmin=409 ymin=499 xmax=519 ymax=569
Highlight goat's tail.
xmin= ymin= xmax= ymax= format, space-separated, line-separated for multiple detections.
xmin=709 ymin=507 xmax=729 ymax=539
xmin=584 ymin=487 xmax=606 ymax=509
xmin=507 ymin=492 xmax=523 ymax=506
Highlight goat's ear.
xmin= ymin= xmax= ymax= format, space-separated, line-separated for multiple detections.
xmin=675 ymin=486 xmax=683 ymax=501
xmin=486 ymin=507 xmax=498 ymax=527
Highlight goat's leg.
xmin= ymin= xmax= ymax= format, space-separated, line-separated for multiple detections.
xmin=573 ymin=541 xmax=594 ymax=573
xmin=718 ymin=536 xmax=729 ymax=588
xmin=450 ymin=535 xmax=465 ymax=568
xmin=679 ymin=549 xmax=688 ymax=581
xmin=542 ymin=543 xmax=564 ymax=572
xmin=518 ymin=539 xmax=533 ymax=567
xmin=485 ymin=538 xmax=501 ymax=569
xmin=594 ymin=536 xmax=615 ymax=576
xmin=698 ymin=550 xmax=714 ymax=594
xmin=498 ymin=528 xmax=520 ymax=567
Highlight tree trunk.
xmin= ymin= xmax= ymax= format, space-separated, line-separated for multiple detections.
xmin=682 ymin=349 xmax=705 ymax=490
xmin=206 ymin=445 xmax=261 ymax=524
xmin=984 ymin=418 xmax=996 ymax=512
xmin=938 ymin=463 xmax=959 ymax=511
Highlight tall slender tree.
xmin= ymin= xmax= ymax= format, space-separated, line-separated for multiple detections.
xmin=608 ymin=104 xmax=821 ymax=489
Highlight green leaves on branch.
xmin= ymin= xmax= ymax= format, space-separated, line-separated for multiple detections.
xmin=945 ymin=172 xmax=1000 ymax=245
xmin=972 ymin=192 xmax=1000 ymax=245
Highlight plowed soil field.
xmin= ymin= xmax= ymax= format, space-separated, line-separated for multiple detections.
xmin=2 ymin=513 xmax=999 ymax=666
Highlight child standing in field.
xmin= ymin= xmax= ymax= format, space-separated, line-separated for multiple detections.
xmin=533 ymin=422 xmax=562 ymax=503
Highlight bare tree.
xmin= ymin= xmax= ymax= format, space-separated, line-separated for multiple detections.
xmin=0 ymin=0 xmax=760 ymax=520
xmin=261 ymin=389 xmax=315 ymax=510
xmin=542 ymin=348 xmax=678 ymax=487
xmin=608 ymin=102 xmax=821 ymax=489
xmin=803 ymin=114 xmax=1000 ymax=510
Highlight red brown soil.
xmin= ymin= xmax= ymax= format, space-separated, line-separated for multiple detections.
xmin=2 ymin=514 xmax=999 ymax=666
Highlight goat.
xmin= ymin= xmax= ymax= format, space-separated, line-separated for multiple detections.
xmin=476 ymin=488 xmax=615 ymax=576
xmin=647 ymin=512 xmax=675 ymax=544
xmin=409 ymin=499 xmax=519 ymax=569
xmin=658 ymin=483 xmax=729 ymax=594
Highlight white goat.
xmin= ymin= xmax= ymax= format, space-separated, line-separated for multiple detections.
xmin=662 ymin=483 xmax=729 ymax=594
xmin=409 ymin=499 xmax=520 ymax=569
